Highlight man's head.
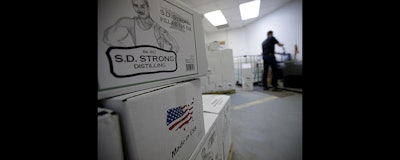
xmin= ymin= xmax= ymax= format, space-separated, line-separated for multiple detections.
xmin=132 ymin=0 xmax=150 ymax=18
xmin=267 ymin=30 xmax=273 ymax=37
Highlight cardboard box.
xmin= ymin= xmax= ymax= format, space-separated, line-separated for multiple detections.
xmin=241 ymin=65 xmax=253 ymax=91
xmin=208 ymin=74 xmax=222 ymax=85
xmin=189 ymin=112 xmax=223 ymax=160
xmin=241 ymin=64 xmax=253 ymax=79
xmin=101 ymin=79 xmax=205 ymax=160
xmin=98 ymin=107 xmax=124 ymax=160
xmin=242 ymin=81 xmax=254 ymax=91
xmin=223 ymin=82 xmax=235 ymax=91
xmin=202 ymin=95 xmax=232 ymax=160
xmin=220 ymin=49 xmax=235 ymax=84
xmin=206 ymin=52 xmax=222 ymax=75
xmin=206 ymin=49 xmax=235 ymax=92
xmin=98 ymin=0 xmax=207 ymax=99
xmin=199 ymin=76 xmax=208 ymax=93
xmin=205 ymin=82 xmax=216 ymax=93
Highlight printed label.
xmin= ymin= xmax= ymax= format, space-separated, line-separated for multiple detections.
xmin=106 ymin=45 xmax=177 ymax=77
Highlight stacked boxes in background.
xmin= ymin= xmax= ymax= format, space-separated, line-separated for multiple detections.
xmin=241 ymin=63 xmax=254 ymax=91
xmin=98 ymin=108 xmax=124 ymax=160
xmin=101 ymin=79 xmax=205 ymax=160
xmin=98 ymin=0 xmax=207 ymax=100
xmin=201 ymin=49 xmax=235 ymax=93
xmin=220 ymin=50 xmax=236 ymax=91
xmin=189 ymin=113 xmax=222 ymax=160
xmin=202 ymin=95 xmax=232 ymax=160
xmin=206 ymin=51 xmax=221 ymax=92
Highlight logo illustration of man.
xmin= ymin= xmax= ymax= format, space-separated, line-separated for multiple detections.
xmin=103 ymin=0 xmax=179 ymax=53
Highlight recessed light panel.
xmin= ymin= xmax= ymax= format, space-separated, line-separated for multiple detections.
xmin=204 ymin=10 xmax=228 ymax=26
xmin=239 ymin=0 xmax=260 ymax=20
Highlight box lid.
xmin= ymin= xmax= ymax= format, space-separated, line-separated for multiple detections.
xmin=202 ymin=95 xmax=230 ymax=114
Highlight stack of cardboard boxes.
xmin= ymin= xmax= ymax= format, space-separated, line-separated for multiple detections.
xmin=187 ymin=95 xmax=232 ymax=160
xmin=200 ymin=49 xmax=236 ymax=93
xmin=197 ymin=95 xmax=232 ymax=160
xmin=189 ymin=112 xmax=220 ymax=160
xmin=97 ymin=0 xmax=232 ymax=160
xmin=241 ymin=63 xmax=254 ymax=91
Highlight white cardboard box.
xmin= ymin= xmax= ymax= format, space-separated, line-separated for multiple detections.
xmin=98 ymin=0 xmax=207 ymax=100
xmin=189 ymin=112 xmax=223 ymax=160
xmin=241 ymin=67 xmax=253 ymax=82
xmin=220 ymin=49 xmax=235 ymax=83
xmin=202 ymin=95 xmax=232 ymax=160
xmin=98 ymin=107 xmax=124 ymax=160
xmin=223 ymin=82 xmax=236 ymax=91
xmin=101 ymin=79 xmax=205 ymax=160
xmin=206 ymin=49 xmax=235 ymax=92
xmin=199 ymin=76 xmax=210 ymax=93
xmin=205 ymin=82 xmax=216 ymax=93
xmin=241 ymin=81 xmax=254 ymax=91
xmin=241 ymin=66 xmax=253 ymax=91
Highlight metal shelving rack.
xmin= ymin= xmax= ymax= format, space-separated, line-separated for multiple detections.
xmin=233 ymin=52 xmax=292 ymax=86
xmin=233 ymin=55 xmax=263 ymax=86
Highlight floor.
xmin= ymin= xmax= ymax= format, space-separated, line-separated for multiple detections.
xmin=229 ymin=85 xmax=302 ymax=160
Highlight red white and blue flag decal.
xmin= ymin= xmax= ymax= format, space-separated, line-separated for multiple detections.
xmin=166 ymin=98 xmax=194 ymax=131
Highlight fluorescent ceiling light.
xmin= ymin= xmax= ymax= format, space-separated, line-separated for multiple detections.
xmin=239 ymin=0 xmax=260 ymax=20
xmin=204 ymin=10 xmax=228 ymax=26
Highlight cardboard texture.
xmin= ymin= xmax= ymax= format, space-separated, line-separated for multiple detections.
xmin=98 ymin=107 xmax=124 ymax=160
xmin=98 ymin=0 xmax=207 ymax=99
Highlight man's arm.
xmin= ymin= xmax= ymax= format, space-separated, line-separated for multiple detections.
xmin=156 ymin=26 xmax=179 ymax=53
xmin=273 ymin=37 xmax=283 ymax=47
xmin=103 ymin=17 xmax=134 ymax=46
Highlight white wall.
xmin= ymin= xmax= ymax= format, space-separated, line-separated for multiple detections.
xmin=205 ymin=0 xmax=302 ymax=61
xmin=204 ymin=28 xmax=247 ymax=56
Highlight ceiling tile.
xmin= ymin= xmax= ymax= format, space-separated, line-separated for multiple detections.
xmin=178 ymin=0 xmax=296 ymax=33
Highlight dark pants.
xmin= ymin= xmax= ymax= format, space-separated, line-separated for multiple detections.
xmin=262 ymin=54 xmax=278 ymax=88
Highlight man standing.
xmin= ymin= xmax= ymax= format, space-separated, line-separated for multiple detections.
xmin=262 ymin=30 xmax=283 ymax=91
xmin=103 ymin=0 xmax=179 ymax=53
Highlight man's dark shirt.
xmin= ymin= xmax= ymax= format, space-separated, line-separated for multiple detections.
xmin=262 ymin=36 xmax=279 ymax=55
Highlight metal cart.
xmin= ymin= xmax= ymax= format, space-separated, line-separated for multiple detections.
xmin=233 ymin=55 xmax=263 ymax=86
xmin=234 ymin=47 xmax=292 ymax=86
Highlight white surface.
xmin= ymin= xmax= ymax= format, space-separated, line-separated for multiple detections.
xmin=204 ymin=10 xmax=228 ymax=26
xmin=201 ymin=95 xmax=232 ymax=160
xmin=98 ymin=108 xmax=124 ymax=160
xmin=220 ymin=49 xmax=235 ymax=83
xmin=101 ymin=79 xmax=205 ymax=160
xmin=239 ymin=0 xmax=260 ymax=20
xmin=189 ymin=112 xmax=221 ymax=160
xmin=202 ymin=95 xmax=230 ymax=114
xmin=241 ymin=81 xmax=254 ymax=91
xmin=204 ymin=49 xmax=235 ymax=92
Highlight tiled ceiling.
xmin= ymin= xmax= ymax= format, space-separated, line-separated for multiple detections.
xmin=177 ymin=0 xmax=295 ymax=33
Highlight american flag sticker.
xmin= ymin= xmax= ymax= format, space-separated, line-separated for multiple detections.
xmin=166 ymin=98 xmax=195 ymax=131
